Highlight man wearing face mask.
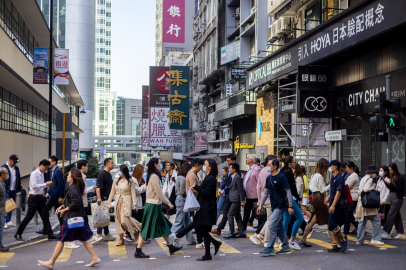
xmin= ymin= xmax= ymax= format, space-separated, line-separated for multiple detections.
xmin=325 ymin=160 xmax=348 ymax=253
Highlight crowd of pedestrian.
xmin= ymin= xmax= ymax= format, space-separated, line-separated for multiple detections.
xmin=0 ymin=152 xmax=404 ymax=268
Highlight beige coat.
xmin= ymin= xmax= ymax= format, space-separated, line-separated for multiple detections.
xmin=107 ymin=177 xmax=136 ymax=217
xmin=355 ymin=175 xmax=378 ymax=221
xmin=146 ymin=174 xmax=172 ymax=206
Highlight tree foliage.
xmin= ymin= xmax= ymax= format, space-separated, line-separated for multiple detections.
xmin=86 ymin=157 xmax=100 ymax=178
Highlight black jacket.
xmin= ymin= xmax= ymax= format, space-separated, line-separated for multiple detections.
xmin=1 ymin=164 xmax=21 ymax=193
xmin=385 ymin=175 xmax=405 ymax=200
xmin=63 ymin=184 xmax=85 ymax=220
xmin=193 ymin=175 xmax=217 ymax=227
xmin=280 ymin=166 xmax=300 ymax=201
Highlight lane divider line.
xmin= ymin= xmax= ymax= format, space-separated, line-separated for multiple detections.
xmin=346 ymin=236 xmax=397 ymax=249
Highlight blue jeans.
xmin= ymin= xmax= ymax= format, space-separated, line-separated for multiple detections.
xmin=283 ymin=200 xmax=304 ymax=238
xmin=6 ymin=190 xmax=16 ymax=223
xmin=357 ymin=214 xmax=382 ymax=242
xmin=267 ymin=207 xmax=289 ymax=250
xmin=0 ymin=216 xmax=5 ymax=246
xmin=171 ymin=195 xmax=195 ymax=243
xmin=216 ymin=194 xmax=228 ymax=221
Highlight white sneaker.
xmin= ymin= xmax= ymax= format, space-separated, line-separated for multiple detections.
xmin=196 ymin=242 xmax=205 ymax=249
xmin=381 ymin=232 xmax=391 ymax=239
xmin=7 ymin=221 xmax=16 ymax=227
xmin=91 ymin=236 xmax=103 ymax=244
xmin=356 ymin=241 xmax=368 ymax=245
xmin=103 ymin=233 xmax=116 ymax=241
xmin=169 ymin=234 xmax=179 ymax=247
xmin=249 ymin=235 xmax=261 ymax=245
xmin=163 ymin=240 xmax=167 ymax=245
xmin=289 ymin=241 xmax=301 ymax=251
xmin=65 ymin=242 xmax=80 ymax=249
xmin=255 ymin=234 xmax=264 ymax=244
xmin=370 ymin=240 xmax=384 ymax=245
xmin=4 ymin=223 xmax=8 ymax=229
xmin=394 ymin=234 xmax=406 ymax=239
xmin=263 ymin=242 xmax=269 ymax=248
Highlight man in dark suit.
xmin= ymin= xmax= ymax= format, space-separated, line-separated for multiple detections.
xmin=36 ymin=156 xmax=64 ymax=235
xmin=1 ymin=154 xmax=22 ymax=228
xmin=224 ymin=163 xmax=246 ymax=239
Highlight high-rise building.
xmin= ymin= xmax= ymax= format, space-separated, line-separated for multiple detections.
xmin=94 ymin=0 xmax=116 ymax=136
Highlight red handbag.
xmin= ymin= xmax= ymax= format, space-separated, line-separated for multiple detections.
xmin=344 ymin=184 xmax=353 ymax=206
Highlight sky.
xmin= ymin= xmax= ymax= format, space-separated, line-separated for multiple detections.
xmin=111 ymin=0 xmax=156 ymax=100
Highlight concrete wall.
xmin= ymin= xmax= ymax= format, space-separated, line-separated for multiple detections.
xmin=124 ymin=99 xmax=142 ymax=135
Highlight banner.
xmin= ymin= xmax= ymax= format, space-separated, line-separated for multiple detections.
xmin=163 ymin=0 xmax=185 ymax=43
xmin=72 ymin=139 xmax=79 ymax=156
xmin=168 ymin=66 xmax=189 ymax=129
xmin=149 ymin=107 xmax=182 ymax=147
xmin=33 ymin=48 xmax=48 ymax=84
xmin=54 ymin=49 xmax=69 ymax=85
xmin=195 ymin=132 xmax=207 ymax=150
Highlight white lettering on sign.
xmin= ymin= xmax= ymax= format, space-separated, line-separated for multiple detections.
xmin=348 ymin=86 xmax=385 ymax=107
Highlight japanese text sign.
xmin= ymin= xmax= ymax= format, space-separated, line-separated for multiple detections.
xmin=163 ymin=0 xmax=185 ymax=43
xmin=33 ymin=48 xmax=48 ymax=84
xmin=54 ymin=49 xmax=69 ymax=85
xmin=168 ymin=66 xmax=190 ymax=129
xmin=149 ymin=107 xmax=182 ymax=147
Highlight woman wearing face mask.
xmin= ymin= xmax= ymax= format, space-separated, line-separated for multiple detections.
xmin=162 ymin=162 xmax=177 ymax=220
xmin=134 ymin=158 xmax=182 ymax=258
xmin=377 ymin=166 xmax=390 ymax=226
xmin=355 ymin=165 xmax=384 ymax=245
xmin=343 ymin=161 xmax=360 ymax=236
xmin=300 ymin=158 xmax=330 ymax=247
xmin=381 ymin=163 xmax=405 ymax=239
xmin=107 ymin=165 xmax=141 ymax=246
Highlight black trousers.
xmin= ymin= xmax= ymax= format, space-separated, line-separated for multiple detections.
xmin=242 ymin=198 xmax=257 ymax=230
xmin=44 ymin=197 xmax=64 ymax=229
xmin=344 ymin=201 xmax=358 ymax=234
xmin=196 ymin=225 xmax=218 ymax=257
xmin=132 ymin=209 xmax=144 ymax=223
xmin=217 ymin=197 xmax=232 ymax=230
xmin=228 ymin=202 xmax=244 ymax=233
xmin=176 ymin=220 xmax=203 ymax=244
xmin=17 ymin=195 xmax=52 ymax=236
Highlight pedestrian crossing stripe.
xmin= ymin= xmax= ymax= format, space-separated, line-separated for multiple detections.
xmin=108 ymin=236 xmax=128 ymax=259
xmin=0 ymin=253 xmax=14 ymax=266
xmin=155 ymin=237 xmax=184 ymax=256
xmin=210 ymin=234 xmax=241 ymax=253
xmin=56 ymin=247 xmax=72 ymax=262
xmin=345 ymin=236 xmax=397 ymax=249
xmin=297 ymin=235 xmax=332 ymax=249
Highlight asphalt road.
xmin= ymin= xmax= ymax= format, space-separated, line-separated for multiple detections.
xmin=1 ymin=220 xmax=406 ymax=270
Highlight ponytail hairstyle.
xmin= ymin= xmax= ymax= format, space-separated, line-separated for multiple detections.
xmin=282 ymin=156 xmax=294 ymax=167
xmin=146 ymin=157 xmax=162 ymax=186
xmin=389 ymin=163 xmax=400 ymax=186
xmin=345 ymin=161 xmax=360 ymax=176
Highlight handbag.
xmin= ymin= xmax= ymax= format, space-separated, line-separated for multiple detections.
xmin=183 ymin=190 xmax=200 ymax=212
xmin=378 ymin=205 xmax=386 ymax=220
xmin=5 ymin=198 xmax=17 ymax=213
xmin=253 ymin=202 xmax=266 ymax=218
xmin=361 ymin=190 xmax=381 ymax=208
xmin=68 ymin=216 xmax=85 ymax=229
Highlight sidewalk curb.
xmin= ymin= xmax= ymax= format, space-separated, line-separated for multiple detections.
xmin=5 ymin=222 xmax=61 ymax=249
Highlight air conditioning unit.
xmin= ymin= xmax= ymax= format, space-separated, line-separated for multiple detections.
xmin=201 ymin=19 xmax=207 ymax=25
xmin=278 ymin=17 xmax=291 ymax=36
xmin=268 ymin=21 xmax=279 ymax=43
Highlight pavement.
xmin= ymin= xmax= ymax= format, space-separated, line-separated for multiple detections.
xmin=1 ymin=213 xmax=406 ymax=270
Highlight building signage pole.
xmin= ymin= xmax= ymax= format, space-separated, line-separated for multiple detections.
xmin=386 ymin=75 xmax=391 ymax=163
xmin=48 ymin=0 xmax=54 ymax=156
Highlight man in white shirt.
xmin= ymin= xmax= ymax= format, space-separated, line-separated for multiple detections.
xmin=14 ymin=159 xmax=53 ymax=241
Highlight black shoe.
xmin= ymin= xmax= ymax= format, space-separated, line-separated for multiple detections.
xmin=14 ymin=234 xmax=24 ymax=241
xmin=196 ymin=255 xmax=212 ymax=261
xmin=134 ymin=248 xmax=150 ymax=258
xmin=168 ymin=244 xmax=183 ymax=255
xmin=35 ymin=229 xmax=46 ymax=235
xmin=236 ymin=233 xmax=246 ymax=238
xmin=340 ymin=240 xmax=348 ymax=252
xmin=214 ymin=241 xmax=222 ymax=255
xmin=48 ymin=235 xmax=57 ymax=240
xmin=145 ymin=239 xmax=152 ymax=244
xmin=0 ymin=246 xmax=9 ymax=252
xmin=327 ymin=245 xmax=342 ymax=253
xmin=299 ymin=241 xmax=313 ymax=247
xmin=223 ymin=233 xmax=236 ymax=239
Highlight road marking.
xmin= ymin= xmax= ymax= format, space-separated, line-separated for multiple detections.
xmin=184 ymin=256 xmax=190 ymax=258
xmin=346 ymin=236 xmax=397 ymax=249
xmin=9 ymin=239 xmax=48 ymax=250
xmin=155 ymin=237 xmax=184 ymax=256
xmin=348 ymin=249 xmax=355 ymax=251
xmin=317 ymin=250 xmax=324 ymax=252
xmin=219 ymin=254 xmax=226 ymax=256
xmin=113 ymin=259 xmax=121 ymax=261
xmin=77 ymin=261 xmax=84 ymax=263
xmin=252 ymin=253 xmax=259 ymax=254
xmin=149 ymin=258 xmax=156 ymax=260
xmin=297 ymin=235 xmax=332 ymax=249
xmin=379 ymin=248 xmax=387 ymax=250
xmin=56 ymin=247 xmax=72 ymax=262
xmin=108 ymin=237 xmax=127 ymax=259
xmin=210 ymin=235 xmax=241 ymax=254
xmin=0 ymin=253 xmax=14 ymax=266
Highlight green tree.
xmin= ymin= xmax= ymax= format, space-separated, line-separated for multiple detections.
xmin=86 ymin=157 xmax=100 ymax=178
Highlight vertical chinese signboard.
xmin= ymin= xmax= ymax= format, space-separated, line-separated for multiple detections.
xmin=33 ymin=48 xmax=48 ymax=84
xmin=54 ymin=49 xmax=69 ymax=85
xmin=149 ymin=66 xmax=182 ymax=147
xmin=142 ymin=86 xmax=151 ymax=151
xmin=168 ymin=66 xmax=189 ymax=129
xmin=163 ymin=0 xmax=185 ymax=43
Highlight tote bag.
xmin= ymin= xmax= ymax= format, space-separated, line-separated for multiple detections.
xmin=361 ymin=190 xmax=381 ymax=208
xmin=91 ymin=201 xmax=111 ymax=228
xmin=183 ymin=190 xmax=200 ymax=212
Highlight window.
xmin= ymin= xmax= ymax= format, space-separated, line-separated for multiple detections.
xmin=131 ymin=118 xmax=141 ymax=136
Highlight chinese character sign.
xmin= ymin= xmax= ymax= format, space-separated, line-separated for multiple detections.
xmin=142 ymin=85 xmax=149 ymax=119
xmin=33 ymin=48 xmax=48 ymax=84
xmin=54 ymin=49 xmax=69 ymax=85
xmin=163 ymin=0 xmax=185 ymax=43
xmin=149 ymin=107 xmax=182 ymax=147
xmin=142 ymin=118 xmax=152 ymax=150
xmin=150 ymin=66 xmax=170 ymax=107
xmin=168 ymin=66 xmax=190 ymax=129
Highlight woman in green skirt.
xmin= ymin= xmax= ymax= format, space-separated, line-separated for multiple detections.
xmin=134 ymin=157 xmax=183 ymax=258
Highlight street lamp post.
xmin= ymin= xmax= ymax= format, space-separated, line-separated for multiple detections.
xmin=48 ymin=0 xmax=54 ymax=157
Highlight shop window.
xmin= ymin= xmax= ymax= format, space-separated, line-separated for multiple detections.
xmin=323 ymin=0 xmax=340 ymax=21
xmin=342 ymin=129 xmax=361 ymax=170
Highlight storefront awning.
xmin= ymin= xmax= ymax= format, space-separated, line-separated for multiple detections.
xmin=182 ymin=149 xmax=206 ymax=158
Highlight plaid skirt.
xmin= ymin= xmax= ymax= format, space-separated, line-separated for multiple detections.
xmin=57 ymin=219 xmax=93 ymax=242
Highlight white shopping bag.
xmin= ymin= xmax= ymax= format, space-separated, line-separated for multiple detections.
xmin=183 ymin=190 xmax=200 ymax=212
xmin=91 ymin=201 xmax=111 ymax=228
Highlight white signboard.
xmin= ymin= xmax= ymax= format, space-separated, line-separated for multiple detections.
xmin=71 ymin=139 xmax=79 ymax=156
xmin=142 ymin=119 xmax=151 ymax=150
xmin=149 ymin=107 xmax=182 ymax=147
xmin=54 ymin=49 xmax=69 ymax=85
xmin=324 ymin=129 xmax=346 ymax=142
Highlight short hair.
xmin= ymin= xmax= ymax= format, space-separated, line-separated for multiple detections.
xmin=191 ymin=158 xmax=204 ymax=167
xmin=166 ymin=162 xmax=175 ymax=170
xmin=222 ymin=166 xmax=228 ymax=172
xmin=226 ymin=154 xmax=237 ymax=162
xmin=49 ymin=155 xmax=58 ymax=164
xmin=104 ymin=158 xmax=113 ymax=166
xmin=0 ymin=167 xmax=7 ymax=177
xmin=271 ymin=159 xmax=279 ymax=168
xmin=39 ymin=159 xmax=51 ymax=166
xmin=230 ymin=163 xmax=239 ymax=172
xmin=247 ymin=154 xmax=257 ymax=162
xmin=265 ymin=155 xmax=277 ymax=164
xmin=256 ymin=158 xmax=261 ymax=164
xmin=261 ymin=162 xmax=267 ymax=167
xmin=77 ymin=160 xmax=88 ymax=170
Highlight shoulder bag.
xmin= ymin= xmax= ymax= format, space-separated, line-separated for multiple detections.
xmin=361 ymin=190 xmax=381 ymax=208
xmin=66 ymin=188 xmax=85 ymax=229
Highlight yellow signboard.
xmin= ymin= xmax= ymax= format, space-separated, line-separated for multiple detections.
xmin=256 ymin=96 xmax=274 ymax=155
xmin=234 ymin=136 xmax=255 ymax=155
